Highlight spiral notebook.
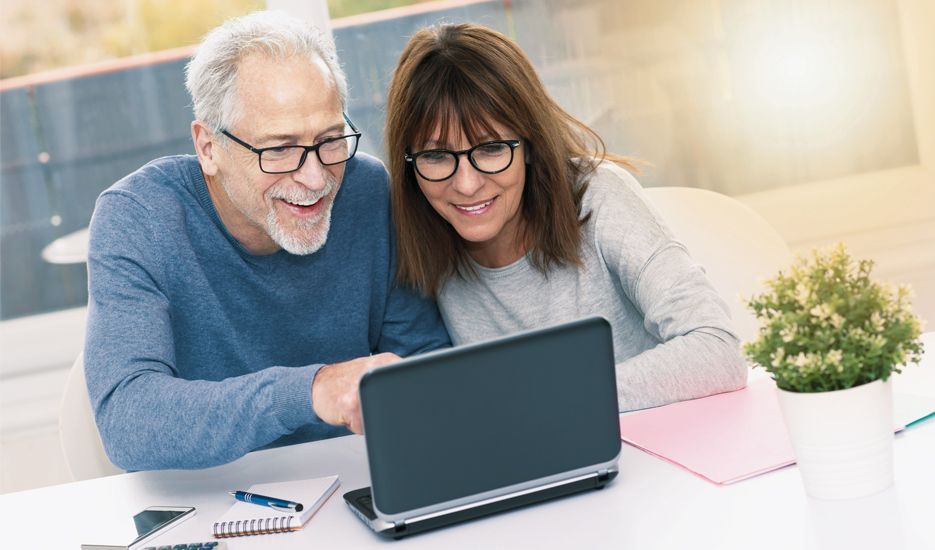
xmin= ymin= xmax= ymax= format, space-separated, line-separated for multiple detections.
xmin=213 ymin=475 xmax=340 ymax=538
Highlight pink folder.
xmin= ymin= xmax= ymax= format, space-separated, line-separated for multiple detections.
xmin=618 ymin=378 xmax=795 ymax=485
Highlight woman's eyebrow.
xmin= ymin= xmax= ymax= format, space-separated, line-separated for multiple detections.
xmin=422 ymin=132 xmax=500 ymax=149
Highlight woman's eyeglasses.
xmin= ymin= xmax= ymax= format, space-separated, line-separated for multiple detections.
xmin=405 ymin=140 xmax=521 ymax=182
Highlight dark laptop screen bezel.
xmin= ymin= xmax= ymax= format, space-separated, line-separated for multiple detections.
xmin=358 ymin=316 xmax=621 ymax=516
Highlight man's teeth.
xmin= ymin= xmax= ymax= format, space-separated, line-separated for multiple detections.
xmin=285 ymin=198 xmax=321 ymax=207
xmin=457 ymin=199 xmax=493 ymax=212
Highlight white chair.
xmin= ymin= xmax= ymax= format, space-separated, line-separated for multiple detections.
xmin=643 ymin=186 xmax=793 ymax=343
xmin=59 ymin=353 xmax=123 ymax=480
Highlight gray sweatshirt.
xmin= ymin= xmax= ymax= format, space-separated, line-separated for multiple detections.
xmin=437 ymin=161 xmax=747 ymax=411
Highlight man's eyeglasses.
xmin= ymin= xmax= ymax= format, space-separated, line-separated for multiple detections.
xmin=221 ymin=113 xmax=361 ymax=174
xmin=405 ymin=140 xmax=521 ymax=182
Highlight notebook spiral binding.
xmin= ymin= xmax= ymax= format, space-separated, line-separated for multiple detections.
xmin=213 ymin=514 xmax=294 ymax=537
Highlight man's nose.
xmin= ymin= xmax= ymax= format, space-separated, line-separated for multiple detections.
xmin=291 ymin=150 xmax=329 ymax=191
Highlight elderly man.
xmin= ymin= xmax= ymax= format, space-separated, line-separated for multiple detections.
xmin=85 ymin=11 xmax=450 ymax=470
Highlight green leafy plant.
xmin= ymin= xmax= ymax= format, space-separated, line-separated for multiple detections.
xmin=744 ymin=244 xmax=924 ymax=393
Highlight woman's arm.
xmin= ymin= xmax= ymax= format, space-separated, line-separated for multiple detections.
xmin=615 ymin=242 xmax=748 ymax=410
xmin=592 ymin=165 xmax=748 ymax=410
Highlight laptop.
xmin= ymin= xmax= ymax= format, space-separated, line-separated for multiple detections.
xmin=344 ymin=316 xmax=621 ymax=539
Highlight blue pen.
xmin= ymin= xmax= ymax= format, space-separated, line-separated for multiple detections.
xmin=228 ymin=490 xmax=305 ymax=513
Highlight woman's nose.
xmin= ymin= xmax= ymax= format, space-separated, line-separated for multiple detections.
xmin=449 ymin=156 xmax=485 ymax=197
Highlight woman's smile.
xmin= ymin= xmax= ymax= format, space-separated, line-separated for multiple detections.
xmin=453 ymin=196 xmax=498 ymax=216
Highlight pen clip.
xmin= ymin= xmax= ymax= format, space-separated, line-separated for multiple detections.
xmin=269 ymin=503 xmax=297 ymax=513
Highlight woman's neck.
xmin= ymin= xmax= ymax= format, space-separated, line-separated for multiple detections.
xmin=465 ymin=217 xmax=528 ymax=268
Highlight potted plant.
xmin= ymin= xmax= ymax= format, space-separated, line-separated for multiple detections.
xmin=744 ymin=244 xmax=924 ymax=499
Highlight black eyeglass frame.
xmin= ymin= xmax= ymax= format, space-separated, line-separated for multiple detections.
xmin=404 ymin=139 xmax=522 ymax=182
xmin=220 ymin=113 xmax=361 ymax=174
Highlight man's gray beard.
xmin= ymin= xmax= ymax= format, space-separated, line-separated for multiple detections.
xmin=265 ymin=175 xmax=339 ymax=256
xmin=215 ymin=168 xmax=339 ymax=255
xmin=266 ymin=198 xmax=334 ymax=255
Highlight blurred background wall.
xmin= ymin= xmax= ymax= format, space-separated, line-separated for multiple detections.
xmin=1 ymin=0 xmax=932 ymax=492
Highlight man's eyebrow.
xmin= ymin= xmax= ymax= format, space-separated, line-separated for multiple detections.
xmin=257 ymin=123 xmax=346 ymax=145
xmin=316 ymin=122 xmax=346 ymax=138
xmin=258 ymin=133 xmax=299 ymax=143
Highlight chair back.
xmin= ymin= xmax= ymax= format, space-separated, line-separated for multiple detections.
xmin=59 ymin=353 xmax=123 ymax=480
xmin=643 ymin=187 xmax=793 ymax=343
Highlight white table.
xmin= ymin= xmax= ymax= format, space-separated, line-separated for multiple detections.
xmin=4 ymin=333 xmax=934 ymax=549
xmin=0 ymin=421 xmax=935 ymax=550
xmin=2 ymin=418 xmax=933 ymax=549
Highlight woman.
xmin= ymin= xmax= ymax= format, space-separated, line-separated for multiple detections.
xmin=385 ymin=23 xmax=746 ymax=410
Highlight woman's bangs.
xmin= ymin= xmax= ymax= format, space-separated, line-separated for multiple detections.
xmin=408 ymin=70 xmax=508 ymax=151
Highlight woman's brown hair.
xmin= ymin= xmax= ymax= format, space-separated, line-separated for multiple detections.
xmin=386 ymin=23 xmax=632 ymax=296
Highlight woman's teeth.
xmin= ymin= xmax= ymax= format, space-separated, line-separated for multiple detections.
xmin=456 ymin=199 xmax=493 ymax=212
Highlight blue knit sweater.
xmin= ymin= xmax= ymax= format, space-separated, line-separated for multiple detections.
xmin=85 ymin=154 xmax=450 ymax=470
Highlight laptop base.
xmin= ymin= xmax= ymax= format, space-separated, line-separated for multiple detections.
xmin=344 ymin=469 xmax=618 ymax=539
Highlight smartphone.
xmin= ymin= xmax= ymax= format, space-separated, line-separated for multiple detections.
xmin=130 ymin=506 xmax=196 ymax=547
xmin=81 ymin=506 xmax=196 ymax=550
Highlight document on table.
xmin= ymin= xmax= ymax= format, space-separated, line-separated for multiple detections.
xmin=618 ymin=378 xmax=795 ymax=485
xmin=618 ymin=377 xmax=928 ymax=485
xmin=894 ymin=392 xmax=935 ymax=428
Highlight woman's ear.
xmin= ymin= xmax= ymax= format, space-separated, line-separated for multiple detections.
xmin=524 ymin=141 xmax=532 ymax=164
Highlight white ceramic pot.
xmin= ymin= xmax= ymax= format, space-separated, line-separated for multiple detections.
xmin=776 ymin=378 xmax=894 ymax=500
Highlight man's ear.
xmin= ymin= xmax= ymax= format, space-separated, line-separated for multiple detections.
xmin=192 ymin=120 xmax=219 ymax=177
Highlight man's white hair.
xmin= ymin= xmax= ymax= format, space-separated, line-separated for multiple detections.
xmin=185 ymin=10 xmax=348 ymax=134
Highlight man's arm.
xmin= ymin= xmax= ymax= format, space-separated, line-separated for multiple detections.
xmin=85 ymin=192 xmax=324 ymax=470
xmin=375 ymin=207 xmax=451 ymax=357
xmin=311 ymin=213 xmax=450 ymax=435
xmin=377 ymin=283 xmax=451 ymax=356
xmin=301 ymin=157 xmax=449 ymax=435
xmin=317 ymin=277 xmax=449 ymax=434
xmin=310 ymin=352 xmax=399 ymax=434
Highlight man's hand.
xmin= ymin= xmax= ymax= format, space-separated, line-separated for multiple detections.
xmin=311 ymin=352 xmax=400 ymax=433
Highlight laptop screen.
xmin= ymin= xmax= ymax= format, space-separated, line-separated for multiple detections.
xmin=359 ymin=316 xmax=621 ymax=515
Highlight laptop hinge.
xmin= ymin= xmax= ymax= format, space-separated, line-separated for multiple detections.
xmin=393 ymin=521 xmax=408 ymax=535
xmin=597 ymin=469 xmax=612 ymax=483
